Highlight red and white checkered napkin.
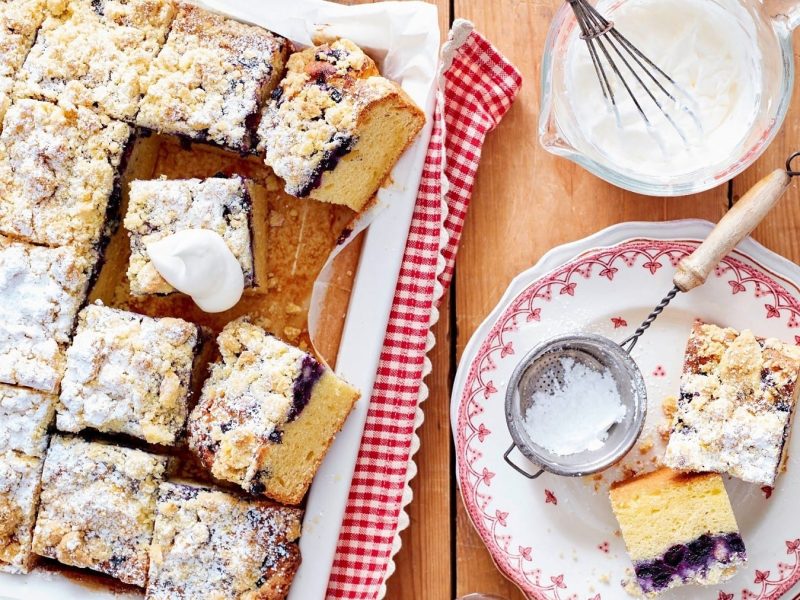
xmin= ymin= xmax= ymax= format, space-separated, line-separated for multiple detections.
xmin=326 ymin=21 xmax=522 ymax=600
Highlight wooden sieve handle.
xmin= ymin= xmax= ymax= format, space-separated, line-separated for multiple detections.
xmin=673 ymin=169 xmax=792 ymax=292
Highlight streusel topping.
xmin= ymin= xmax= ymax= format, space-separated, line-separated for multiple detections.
xmin=0 ymin=450 xmax=44 ymax=574
xmin=0 ymin=0 xmax=46 ymax=79
xmin=0 ymin=384 xmax=57 ymax=457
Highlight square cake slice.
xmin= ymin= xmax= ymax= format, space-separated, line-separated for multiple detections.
xmin=187 ymin=319 xmax=360 ymax=504
xmin=664 ymin=320 xmax=800 ymax=486
xmin=0 ymin=384 xmax=57 ymax=457
xmin=57 ymin=303 xmax=200 ymax=445
xmin=257 ymin=38 xmax=425 ymax=212
xmin=0 ymin=450 xmax=44 ymax=574
xmin=136 ymin=3 xmax=289 ymax=152
xmin=0 ymin=235 xmax=95 ymax=393
xmin=124 ymin=176 xmax=255 ymax=295
xmin=16 ymin=0 xmax=176 ymax=121
xmin=610 ymin=468 xmax=746 ymax=596
xmin=0 ymin=99 xmax=131 ymax=251
xmin=0 ymin=0 xmax=46 ymax=79
xmin=31 ymin=435 xmax=168 ymax=585
xmin=146 ymin=482 xmax=302 ymax=600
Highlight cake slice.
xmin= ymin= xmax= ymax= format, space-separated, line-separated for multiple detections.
xmin=57 ymin=303 xmax=200 ymax=445
xmin=0 ymin=385 xmax=57 ymax=457
xmin=136 ymin=3 xmax=289 ymax=152
xmin=0 ymin=235 xmax=95 ymax=393
xmin=257 ymin=38 xmax=425 ymax=212
xmin=187 ymin=318 xmax=360 ymax=504
xmin=146 ymin=482 xmax=302 ymax=599
xmin=609 ymin=468 xmax=746 ymax=596
xmin=31 ymin=435 xmax=168 ymax=586
xmin=664 ymin=320 xmax=800 ymax=486
xmin=124 ymin=176 xmax=256 ymax=295
xmin=0 ymin=0 xmax=46 ymax=128
xmin=0 ymin=450 xmax=45 ymax=574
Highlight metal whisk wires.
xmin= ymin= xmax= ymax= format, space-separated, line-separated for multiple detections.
xmin=567 ymin=0 xmax=698 ymax=142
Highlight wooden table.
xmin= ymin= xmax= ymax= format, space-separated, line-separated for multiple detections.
xmin=369 ymin=0 xmax=800 ymax=597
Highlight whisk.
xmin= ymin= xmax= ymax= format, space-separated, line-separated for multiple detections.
xmin=567 ymin=0 xmax=699 ymax=140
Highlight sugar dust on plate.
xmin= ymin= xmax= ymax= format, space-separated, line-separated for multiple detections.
xmin=523 ymin=357 xmax=626 ymax=456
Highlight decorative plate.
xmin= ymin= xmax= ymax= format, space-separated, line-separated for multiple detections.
xmin=451 ymin=220 xmax=800 ymax=600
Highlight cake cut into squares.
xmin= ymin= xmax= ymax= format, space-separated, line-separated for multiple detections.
xmin=124 ymin=176 xmax=256 ymax=295
xmin=0 ymin=99 xmax=132 ymax=250
xmin=0 ymin=0 xmax=46 ymax=79
xmin=57 ymin=303 xmax=200 ymax=445
xmin=610 ymin=468 xmax=746 ymax=596
xmin=257 ymin=38 xmax=426 ymax=212
xmin=0 ymin=450 xmax=45 ymax=574
xmin=0 ymin=384 xmax=57 ymax=457
xmin=0 ymin=235 xmax=95 ymax=393
xmin=136 ymin=3 xmax=289 ymax=152
xmin=146 ymin=482 xmax=302 ymax=599
xmin=664 ymin=320 xmax=800 ymax=486
xmin=188 ymin=318 xmax=360 ymax=504
xmin=15 ymin=0 xmax=176 ymax=121
xmin=31 ymin=435 xmax=168 ymax=586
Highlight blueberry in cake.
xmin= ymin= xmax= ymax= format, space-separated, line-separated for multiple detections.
xmin=609 ymin=468 xmax=746 ymax=596
xmin=146 ymin=481 xmax=302 ymax=599
xmin=31 ymin=435 xmax=168 ymax=585
xmin=664 ymin=320 xmax=800 ymax=486
xmin=257 ymin=38 xmax=426 ymax=212
xmin=57 ymin=303 xmax=200 ymax=445
xmin=0 ymin=235 xmax=95 ymax=393
xmin=0 ymin=385 xmax=57 ymax=457
xmin=0 ymin=450 xmax=45 ymax=574
xmin=187 ymin=318 xmax=360 ymax=504
xmin=136 ymin=3 xmax=289 ymax=152
xmin=0 ymin=0 xmax=46 ymax=127
xmin=0 ymin=99 xmax=132 ymax=252
xmin=16 ymin=0 xmax=176 ymax=121
xmin=124 ymin=175 xmax=256 ymax=295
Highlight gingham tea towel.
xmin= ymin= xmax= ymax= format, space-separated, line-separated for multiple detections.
xmin=327 ymin=21 xmax=522 ymax=600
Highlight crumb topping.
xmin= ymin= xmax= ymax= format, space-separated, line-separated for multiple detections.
xmin=31 ymin=435 xmax=168 ymax=586
xmin=0 ymin=0 xmax=46 ymax=79
xmin=57 ymin=303 xmax=199 ymax=445
xmin=0 ymin=450 xmax=43 ymax=574
xmin=125 ymin=176 xmax=254 ymax=295
xmin=0 ymin=235 xmax=94 ymax=392
xmin=137 ymin=3 xmax=287 ymax=151
xmin=0 ymin=99 xmax=131 ymax=250
xmin=146 ymin=482 xmax=302 ymax=599
xmin=0 ymin=384 xmax=57 ymax=457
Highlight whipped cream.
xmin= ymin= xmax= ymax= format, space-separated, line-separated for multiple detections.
xmin=565 ymin=0 xmax=761 ymax=178
xmin=147 ymin=229 xmax=244 ymax=313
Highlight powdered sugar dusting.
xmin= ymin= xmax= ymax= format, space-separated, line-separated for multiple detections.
xmin=0 ymin=384 xmax=56 ymax=457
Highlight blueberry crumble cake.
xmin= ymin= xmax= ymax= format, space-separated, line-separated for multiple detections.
xmin=146 ymin=481 xmax=302 ymax=599
xmin=16 ymin=0 xmax=176 ymax=121
xmin=187 ymin=319 xmax=360 ymax=504
xmin=0 ymin=450 xmax=45 ymax=574
xmin=664 ymin=320 xmax=800 ymax=486
xmin=610 ymin=468 xmax=746 ymax=596
xmin=31 ymin=435 xmax=168 ymax=586
xmin=57 ymin=303 xmax=200 ymax=445
xmin=0 ymin=235 xmax=95 ymax=393
xmin=0 ymin=99 xmax=132 ymax=251
xmin=0 ymin=385 xmax=57 ymax=457
xmin=124 ymin=176 xmax=256 ymax=295
xmin=136 ymin=3 xmax=289 ymax=152
xmin=257 ymin=38 xmax=425 ymax=212
xmin=0 ymin=0 xmax=46 ymax=127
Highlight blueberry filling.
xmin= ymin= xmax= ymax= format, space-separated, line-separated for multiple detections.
xmin=268 ymin=429 xmax=283 ymax=444
xmin=296 ymin=132 xmax=356 ymax=197
xmin=287 ymin=354 xmax=325 ymax=421
xmin=91 ymin=0 xmax=104 ymax=16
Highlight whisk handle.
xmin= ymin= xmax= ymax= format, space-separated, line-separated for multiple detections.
xmin=674 ymin=169 xmax=791 ymax=292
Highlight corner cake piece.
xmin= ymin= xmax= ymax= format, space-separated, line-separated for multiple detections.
xmin=124 ymin=176 xmax=256 ymax=295
xmin=0 ymin=385 xmax=57 ymax=457
xmin=0 ymin=0 xmax=46 ymax=127
xmin=16 ymin=0 xmax=176 ymax=121
xmin=57 ymin=303 xmax=200 ymax=445
xmin=0 ymin=99 xmax=131 ymax=251
xmin=136 ymin=3 xmax=289 ymax=152
xmin=31 ymin=435 xmax=168 ymax=586
xmin=257 ymin=38 xmax=425 ymax=212
xmin=664 ymin=320 xmax=800 ymax=486
xmin=610 ymin=468 xmax=746 ymax=596
xmin=146 ymin=482 xmax=302 ymax=599
xmin=187 ymin=319 xmax=360 ymax=505
xmin=0 ymin=235 xmax=95 ymax=393
xmin=0 ymin=450 xmax=44 ymax=574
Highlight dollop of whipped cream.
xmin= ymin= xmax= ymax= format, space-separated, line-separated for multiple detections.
xmin=147 ymin=229 xmax=244 ymax=313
